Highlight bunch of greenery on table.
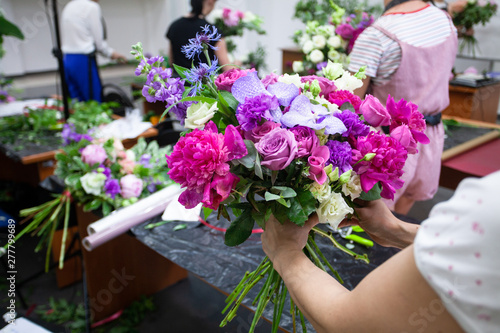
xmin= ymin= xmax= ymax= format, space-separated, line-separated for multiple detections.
xmin=0 ymin=100 xmax=114 ymax=150
xmin=452 ymin=0 xmax=498 ymax=55
xmin=293 ymin=0 xmax=381 ymax=26
xmin=15 ymin=130 xmax=173 ymax=271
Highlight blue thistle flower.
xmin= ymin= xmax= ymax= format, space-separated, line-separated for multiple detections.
xmin=185 ymin=57 xmax=219 ymax=96
xmin=181 ymin=25 xmax=221 ymax=60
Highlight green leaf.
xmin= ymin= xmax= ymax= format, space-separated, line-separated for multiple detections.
xmin=224 ymin=209 xmax=254 ymax=246
xmin=277 ymin=197 xmax=291 ymax=208
xmin=359 ymin=182 xmax=382 ymax=201
xmin=173 ymin=64 xmax=189 ymax=79
xmin=0 ymin=16 xmax=24 ymax=40
xmin=264 ymin=192 xmax=281 ymax=201
xmin=85 ymin=199 xmax=102 ymax=212
xmin=202 ymin=207 xmax=213 ymax=220
xmin=271 ymin=203 xmax=289 ymax=224
xmin=272 ymin=186 xmax=297 ymax=198
xmin=102 ymin=201 xmax=112 ymax=216
xmin=64 ymin=174 xmax=81 ymax=188
xmin=287 ymin=190 xmax=316 ymax=226
xmin=219 ymin=90 xmax=239 ymax=112
xmin=55 ymin=153 xmax=70 ymax=163
xmin=237 ymin=140 xmax=258 ymax=169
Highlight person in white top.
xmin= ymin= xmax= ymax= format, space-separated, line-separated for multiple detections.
xmin=261 ymin=171 xmax=500 ymax=332
xmin=61 ymin=0 xmax=125 ymax=102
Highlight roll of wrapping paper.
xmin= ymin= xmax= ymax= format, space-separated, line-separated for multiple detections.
xmin=87 ymin=184 xmax=182 ymax=235
xmin=82 ymin=185 xmax=182 ymax=251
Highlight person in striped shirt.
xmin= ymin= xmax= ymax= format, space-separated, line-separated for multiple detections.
xmin=348 ymin=0 xmax=458 ymax=215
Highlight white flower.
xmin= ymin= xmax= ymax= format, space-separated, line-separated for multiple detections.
xmin=309 ymin=182 xmax=332 ymax=203
xmin=184 ymin=101 xmax=218 ymax=130
xmin=316 ymin=192 xmax=354 ymax=229
xmin=298 ymin=34 xmax=311 ymax=47
xmin=211 ymin=9 xmax=223 ymax=19
xmin=309 ymin=49 xmax=324 ymax=64
xmin=312 ymin=35 xmax=326 ymax=49
xmin=327 ymin=35 xmax=342 ymax=48
xmin=302 ymin=40 xmax=315 ymax=54
xmin=242 ymin=11 xmax=256 ymax=23
xmin=327 ymin=49 xmax=340 ymax=61
xmin=80 ymin=172 xmax=107 ymax=196
xmin=125 ymin=149 xmax=136 ymax=162
xmin=278 ymin=73 xmax=304 ymax=89
xmin=342 ymin=173 xmax=362 ymax=200
xmin=322 ymin=61 xmax=344 ymax=80
xmin=292 ymin=61 xmax=304 ymax=73
xmin=334 ymin=71 xmax=363 ymax=92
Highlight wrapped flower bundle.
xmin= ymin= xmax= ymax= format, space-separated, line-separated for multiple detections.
xmin=132 ymin=25 xmax=428 ymax=332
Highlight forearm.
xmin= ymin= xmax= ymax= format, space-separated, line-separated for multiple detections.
xmin=272 ymin=249 xmax=349 ymax=332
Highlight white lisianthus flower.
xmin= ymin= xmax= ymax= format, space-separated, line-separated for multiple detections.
xmin=184 ymin=102 xmax=218 ymax=130
xmin=309 ymin=49 xmax=324 ymax=64
xmin=292 ymin=61 xmax=304 ymax=73
xmin=278 ymin=73 xmax=304 ymax=89
xmin=322 ymin=61 xmax=344 ymax=80
xmin=327 ymin=35 xmax=342 ymax=48
xmin=316 ymin=192 xmax=354 ymax=229
xmin=242 ymin=11 xmax=256 ymax=23
xmin=211 ymin=8 xmax=223 ymax=19
xmin=342 ymin=173 xmax=362 ymax=200
xmin=80 ymin=172 xmax=107 ymax=196
xmin=125 ymin=149 xmax=136 ymax=162
xmin=298 ymin=34 xmax=311 ymax=47
xmin=334 ymin=71 xmax=363 ymax=92
xmin=302 ymin=40 xmax=315 ymax=54
xmin=309 ymin=182 xmax=332 ymax=203
xmin=328 ymin=49 xmax=340 ymax=61
xmin=312 ymin=35 xmax=326 ymax=49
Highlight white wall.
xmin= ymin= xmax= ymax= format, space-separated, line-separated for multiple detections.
xmin=0 ymin=0 xmax=499 ymax=76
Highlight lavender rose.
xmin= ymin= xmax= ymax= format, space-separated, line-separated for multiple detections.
xmin=359 ymin=95 xmax=391 ymax=127
xmin=81 ymin=144 xmax=107 ymax=166
xmin=255 ymin=128 xmax=298 ymax=170
xmin=120 ymin=174 xmax=143 ymax=199
xmin=243 ymin=121 xmax=281 ymax=143
xmin=289 ymin=126 xmax=320 ymax=158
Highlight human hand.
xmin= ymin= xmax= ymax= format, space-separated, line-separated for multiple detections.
xmin=261 ymin=214 xmax=319 ymax=263
xmin=338 ymin=199 xmax=417 ymax=249
xmin=111 ymin=51 xmax=127 ymax=64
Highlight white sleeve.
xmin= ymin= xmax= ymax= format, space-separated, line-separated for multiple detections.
xmin=88 ymin=4 xmax=114 ymax=58
xmin=414 ymin=171 xmax=500 ymax=333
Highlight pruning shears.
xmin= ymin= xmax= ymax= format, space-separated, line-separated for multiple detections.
xmin=328 ymin=225 xmax=374 ymax=248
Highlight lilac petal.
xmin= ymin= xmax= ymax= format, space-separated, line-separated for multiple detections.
xmin=266 ymin=82 xmax=300 ymax=107
xmin=270 ymin=108 xmax=283 ymax=123
xmin=179 ymin=188 xmax=203 ymax=209
xmin=318 ymin=115 xmax=347 ymax=135
xmin=231 ymin=72 xmax=271 ymax=104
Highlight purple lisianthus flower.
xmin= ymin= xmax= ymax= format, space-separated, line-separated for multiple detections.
xmin=237 ymin=94 xmax=279 ymax=131
xmin=316 ymin=61 xmax=328 ymax=71
xmin=326 ymin=140 xmax=352 ymax=174
xmin=104 ymin=178 xmax=121 ymax=199
xmin=139 ymin=153 xmax=152 ymax=168
xmin=61 ymin=123 xmax=93 ymax=145
xmin=181 ymin=25 xmax=221 ymax=59
xmin=98 ymin=164 xmax=111 ymax=178
xmin=185 ymin=58 xmax=219 ymax=96
xmin=334 ymin=110 xmax=370 ymax=138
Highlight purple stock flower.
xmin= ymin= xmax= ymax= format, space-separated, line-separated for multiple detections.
xmin=334 ymin=110 xmax=370 ymax=138
xmin=61 ymin=123 xmax=93 ymax=145
xmin=326 ymin=140 xmax=352 ymax=174
xmin=182 ymin=25 xmax=221 ymax=59
xmin=104 ymin=178 xmax=121 ymax=199
xmin=139 ymin=154 xmax=152 ymax=168
xmin=147 ymin=56 xmax=164 ymax=66
xmin=135 ymin=59 xmax=147 ymax=76
xmin=236 ymin=94 xmax=279 ymax=131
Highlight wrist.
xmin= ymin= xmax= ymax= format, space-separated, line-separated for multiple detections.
xmin=389 ymin=221 xmax=419 ymax=249
xmin=271 ymin=249 xmax=304 ymax=275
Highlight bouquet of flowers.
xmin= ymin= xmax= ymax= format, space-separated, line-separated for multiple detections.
xmin=210 ymin=7 xmax=266 ymax=57
xmin=17 ymin=126 xmax=173 ymax=270
xmin=292 ymin=2 xmax=349 ymax=75
xmin=132 ymin=24 xmax=428 ymax=332
xmin=452 ymin=0 xmax=498 ymax=54
xmin=335 ymin=11 xmax=375 ymax=54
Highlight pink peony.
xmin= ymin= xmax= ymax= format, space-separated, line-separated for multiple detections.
xmin=215 ymin=68 xmax=255 ymax=92
xmin=307 ymin=146 xmax=330 ymax=185
xmin=351 ymin=132 xmax=407 ymax=200
xmin=335 ymin=23 xmax=355 ymax=39
xmin=167 ymin=121 xmax=247 ymax=209
xmin=120 ymin=174 xmax=143 ymax=199
xmin=359 ymin=95 xmax=391 ymax=127
xmin=255 ymin=128 xmax=298 ymax=170
xmin=81 ymin=144 xmax=107 ymax=166
xmin=222 ymin=8 xmax=240 ymax=26
xmin=289 ymin=126 xmax=320 ymax=158
xmin=243 ymin=121 xmax=281 ymax=143
xmin=261 ymin=73 xmax=279 ymax=88
xmin=325 ymin=89 xmax=362 ymax=112
xmin=300 ymin=75 xmax=337 ymax=96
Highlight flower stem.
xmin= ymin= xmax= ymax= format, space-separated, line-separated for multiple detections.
xmin=312 ymin=227 xmax=369 ymax=264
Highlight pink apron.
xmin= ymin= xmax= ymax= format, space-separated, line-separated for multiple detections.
xmin=370 ymin=14 xmax=458 ymax=207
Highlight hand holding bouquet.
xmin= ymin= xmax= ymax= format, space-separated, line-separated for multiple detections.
xmin=132 ymin=25 xmax=429 ymax=331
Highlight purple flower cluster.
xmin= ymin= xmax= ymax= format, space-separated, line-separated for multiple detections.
xmin=236 ymin=94 xmax=279 ymax=131
xmin=325 ymin=140 xmax=352 ymax=174
xmin=104 ymin=178 xmax=121 ymax=199
xmin=334 ymin=109 xmax=370 ymax=138
xmin=61 ymin=123 xmax=93 ymax=146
